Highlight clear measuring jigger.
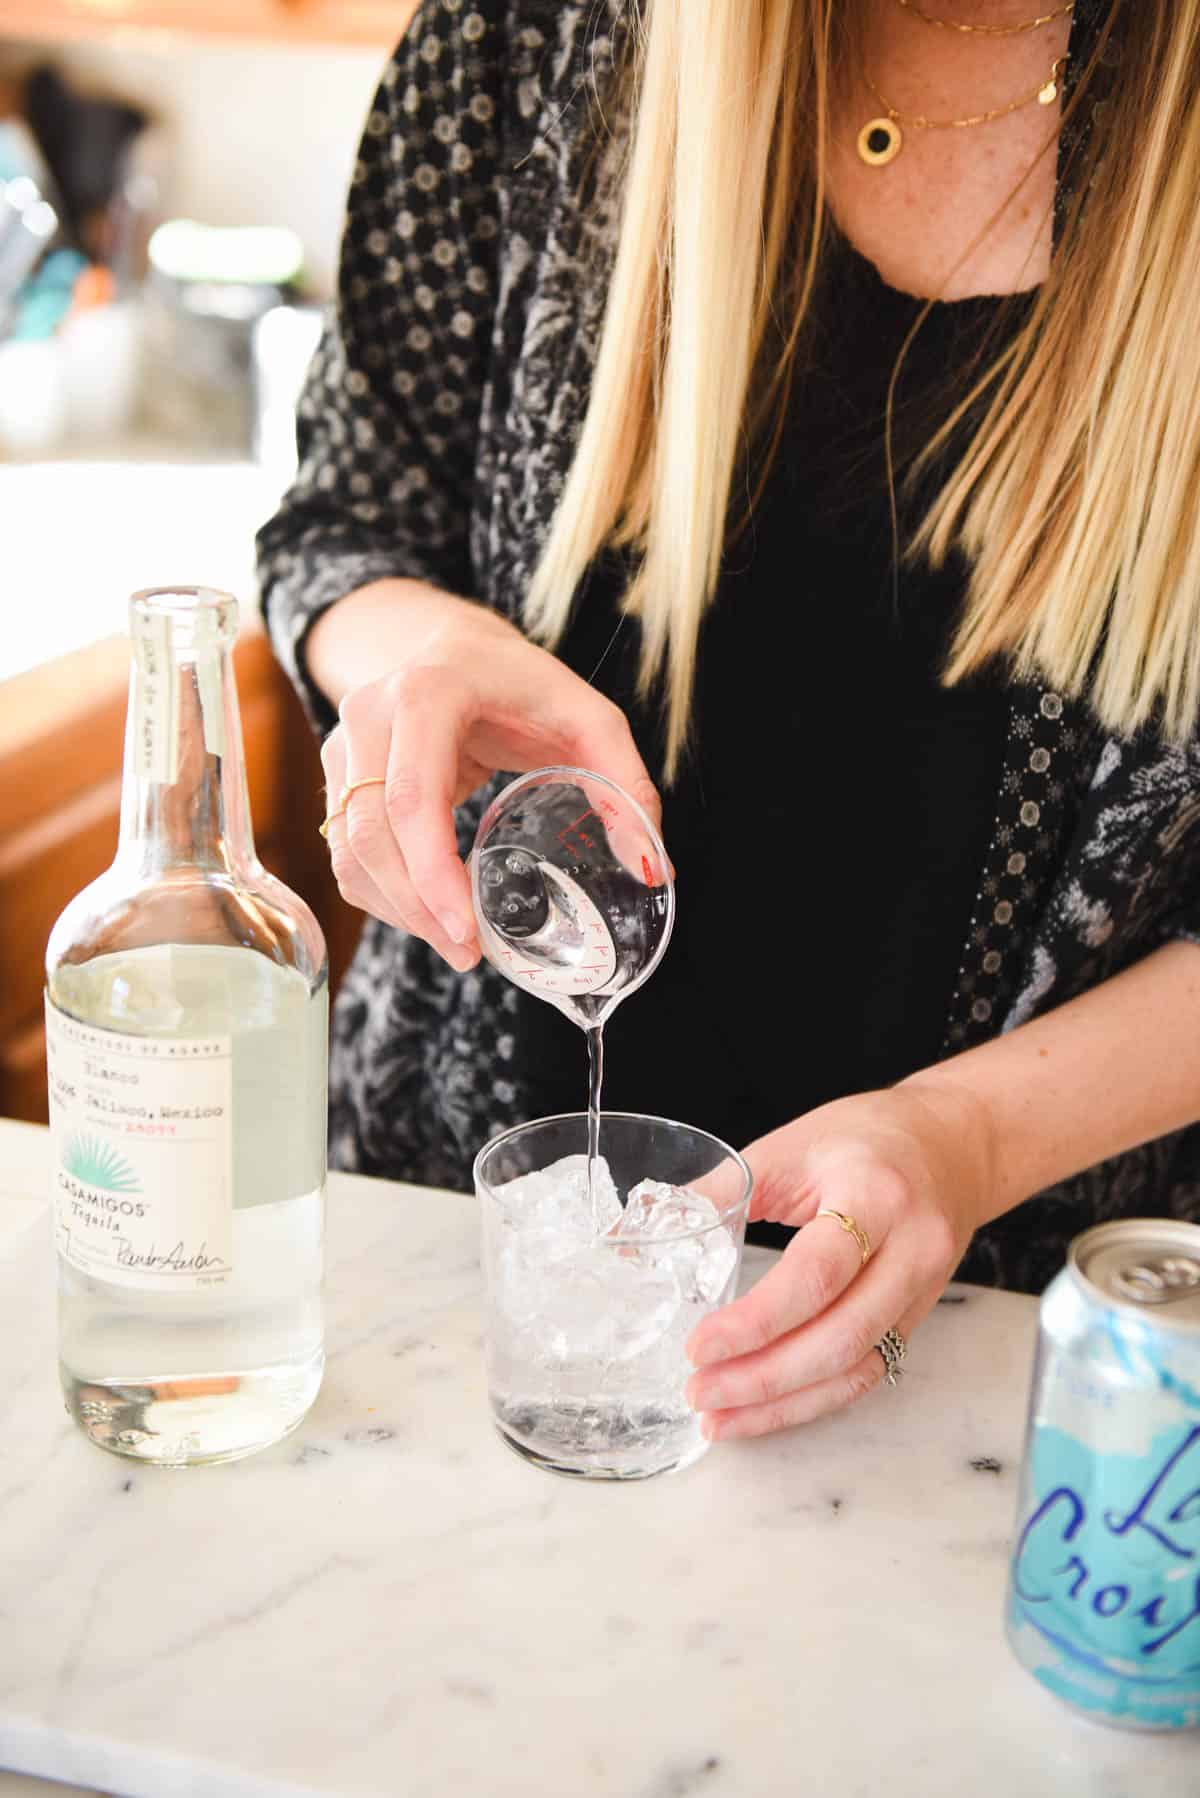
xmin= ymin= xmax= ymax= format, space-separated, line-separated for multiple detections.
xmin=469 ymin=767 xmax=675 ymax=1027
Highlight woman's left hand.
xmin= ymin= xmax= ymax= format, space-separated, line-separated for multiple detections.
xmin=685 ymin=1078 xmax=998 ymax=1440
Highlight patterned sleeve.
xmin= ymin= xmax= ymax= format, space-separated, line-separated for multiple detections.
xmin=255 ymin=0 xmax=506 ymax=733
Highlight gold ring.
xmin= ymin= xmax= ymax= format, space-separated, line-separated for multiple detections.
xmin=343 ymin=777 xmax=388 ymax=801
xmin=318 ymin=776 xmax=387 ymax=839
xmin=814 ymin=1207 xmax=872 ymax=1266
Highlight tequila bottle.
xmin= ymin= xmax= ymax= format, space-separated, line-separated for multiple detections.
xmin=45 ymin=587 xmax=327 ymax=1465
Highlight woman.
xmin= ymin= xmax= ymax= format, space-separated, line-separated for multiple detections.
xmin=258 ymin=0 xmax=1200 ymax=1440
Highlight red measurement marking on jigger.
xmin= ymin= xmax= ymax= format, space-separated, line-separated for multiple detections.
xmin=558 ymin=807 xmax=599 ymax=854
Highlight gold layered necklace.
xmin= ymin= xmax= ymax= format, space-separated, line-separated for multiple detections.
xmin=894 ymin=0 xmax=1074 ymax=34
xmin=857 ymin=0 xmax=1074 ymax=168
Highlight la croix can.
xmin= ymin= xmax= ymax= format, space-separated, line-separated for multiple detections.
xmin=1006 ymin=1219 xmax=1200 ymax=1731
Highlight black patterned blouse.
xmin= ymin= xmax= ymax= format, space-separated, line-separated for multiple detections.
xmin=258 ymin=0 xmax=1200 ymax=1294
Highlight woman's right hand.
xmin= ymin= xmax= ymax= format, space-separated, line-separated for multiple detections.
xmin=309 ymin=580 xmax=662 ymax=971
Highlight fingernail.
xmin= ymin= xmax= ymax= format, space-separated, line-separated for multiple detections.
xmin=700 ymin=1415 xmax=719 ymax=1442
xmin=446 ymin=942 xmax=479 ymax=974
xmin=690 ymin=1337 xmax=730 ymax=1369
xmin=438 ymin=909 xmax=471 ymax=945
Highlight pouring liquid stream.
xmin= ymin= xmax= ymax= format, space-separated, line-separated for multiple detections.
xmin=586 ymin=1023 xmax=604 ymax=1231
xmin=471 ymin=771 xmax=676 ymax=1237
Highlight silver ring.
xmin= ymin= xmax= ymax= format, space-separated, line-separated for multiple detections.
xmin=876 ymin=1326 xmax=908 ymax=1388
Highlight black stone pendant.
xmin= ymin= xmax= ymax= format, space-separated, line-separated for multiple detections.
xmin=857 ymin=117 xmax=902 ymax=167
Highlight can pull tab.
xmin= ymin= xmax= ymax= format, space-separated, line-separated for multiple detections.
xmin=1111 ymin=1255 xmax=1200 ymax=1306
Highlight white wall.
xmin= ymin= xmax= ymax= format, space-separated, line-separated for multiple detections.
xmin=2 ymin=32 xmax=392 ymax=295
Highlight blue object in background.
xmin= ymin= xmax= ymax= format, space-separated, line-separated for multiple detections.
xmin=10 ymin=247 xmax=87 ymax=341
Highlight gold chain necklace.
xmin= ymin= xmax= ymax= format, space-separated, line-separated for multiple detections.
xmin=857 ymin=54 xmax=1067 ymax=166
xmin=894 ymin=0 xmax=1074 ymax=36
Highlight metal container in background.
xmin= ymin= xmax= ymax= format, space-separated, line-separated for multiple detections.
xmin=139 ymin=220 xmax=304 ymax=453
xmin=1006 ymin=1219 xmax=1200 ymax=1731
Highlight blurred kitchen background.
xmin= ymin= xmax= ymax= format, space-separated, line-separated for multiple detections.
xmin=0 ymin=0 xmax=420 ymax=1124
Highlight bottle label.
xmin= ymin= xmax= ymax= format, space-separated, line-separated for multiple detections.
xmin=191 ymin=600 xmax=227 ymax=761
xmin=132 ymin=611 xmax=179 ymax=785
xmin=45 ymin=998 xmax=234 ymax=1291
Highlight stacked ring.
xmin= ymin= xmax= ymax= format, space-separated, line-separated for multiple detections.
xmin=876 ymin=1326 xmax=908 ymax=1388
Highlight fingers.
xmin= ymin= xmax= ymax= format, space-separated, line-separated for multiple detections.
xmin=320 ymin=720 xmax=479 ymax=969
xmin=605 ymin=808 xmax=670 ymax=889
xmin=687 ymin=1197 xmax=879 ymax=1370
xmin=319 ymin=727 xmax=347 ymax=833
xmin=686 ymin=1244 xmax=917 ymax=1412
xmin=560 ymin=770 xmax=669 ymax=889
xmin=378 ymin=666 xmax=478 ymax=948
xmin=550 ymin=695 xmax=664 ymax=839
xmin=375 ymin=656 xmax=662 ymax=938
xmin=695 ymin=1291 xmax=937 ymax=1442
xmin=464 ymin=649 xmax=663 ymax=837
xmin=324 ymin=618 xmax=663 ymax=963
xmin=681 ymin=1091 xmax=977 ymax=1442
xmin=684 ymin=1152 xmax=959 ymax=1439
xmin=679 ymin=1156 xmax=753 ymax=1217
xmin=698 ymin=1349 xmax=887 ymax=1440
xmin=323 ymin=809 xmax=423 ymax=935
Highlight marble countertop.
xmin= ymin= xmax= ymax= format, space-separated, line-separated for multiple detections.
xmin=0 ymin=1121 xmax=1194 ymax=1798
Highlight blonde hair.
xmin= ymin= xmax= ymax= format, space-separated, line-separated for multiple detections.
xmin=524 ymin=0 xmax=1200 ymax=776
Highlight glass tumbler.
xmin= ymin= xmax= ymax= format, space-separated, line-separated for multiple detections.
xmin=475 ymin=1111 xmax=752 ymax=1480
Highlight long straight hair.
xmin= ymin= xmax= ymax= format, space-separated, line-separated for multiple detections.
xmin=523 ymin=0 xmax=1200 ymax=777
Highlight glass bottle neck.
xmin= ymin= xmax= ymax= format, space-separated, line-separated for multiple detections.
xmin=117 ymin=590 xmax=257 ymax=877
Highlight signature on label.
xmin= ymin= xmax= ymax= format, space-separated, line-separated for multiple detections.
xmin=115 ymin=1239 xmax=230 ymax=1276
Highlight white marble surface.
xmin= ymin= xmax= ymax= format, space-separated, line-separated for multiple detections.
xmin=0 ymin=1130 xmax=101 ymax=1798
xmin=0 ymin=1118 xmax=52 ymax=1207
xmin=0 ymin=1121 xmax=1195 ymax=1798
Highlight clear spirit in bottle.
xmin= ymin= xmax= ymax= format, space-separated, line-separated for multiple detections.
xmin=45 ymin=587 xmax=327 ymax=1465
